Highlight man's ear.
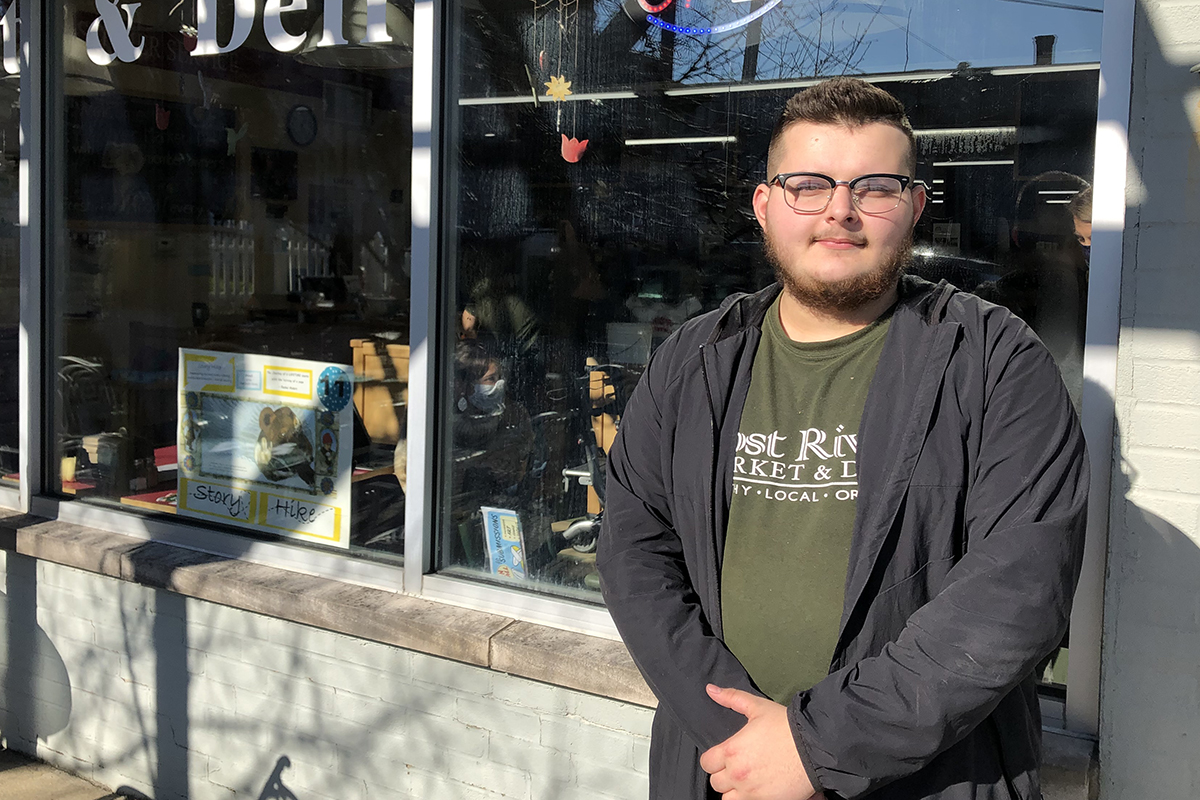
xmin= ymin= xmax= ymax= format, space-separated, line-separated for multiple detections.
xmin=911 ymin=181 xmax=928 ymax=226
xmin=752 ymin=182 xmax=771 ymax=230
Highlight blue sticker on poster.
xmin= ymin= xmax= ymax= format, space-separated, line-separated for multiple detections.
xmin=317 ymin=367 xmax=352 ymax=412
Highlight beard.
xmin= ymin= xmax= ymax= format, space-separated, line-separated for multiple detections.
xmin=764 ymin=227 xmax=913 ymax=314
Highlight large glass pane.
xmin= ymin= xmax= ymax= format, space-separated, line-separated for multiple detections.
xmin=54 ymin=1 xmax=413 ymax=557
xmin=439 ymin=0 xmax=1100 ymax=647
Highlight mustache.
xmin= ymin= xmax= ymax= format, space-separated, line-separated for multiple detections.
xmin=810 ymin=231 xmax=868 ymax=245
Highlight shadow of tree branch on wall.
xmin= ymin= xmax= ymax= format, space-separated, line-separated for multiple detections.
xmin=256 ymin=755 xmax=300 ymax=800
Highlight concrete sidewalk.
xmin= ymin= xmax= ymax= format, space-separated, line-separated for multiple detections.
xmin=0 ymin=748 xmax=139 ymax=800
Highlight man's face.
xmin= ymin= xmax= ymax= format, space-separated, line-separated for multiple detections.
xmin=753 ymin=122 xmax=926 ymax=313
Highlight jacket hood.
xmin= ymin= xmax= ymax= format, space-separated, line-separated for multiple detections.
xmin=705 ymin=275 xmax=957 ymax=345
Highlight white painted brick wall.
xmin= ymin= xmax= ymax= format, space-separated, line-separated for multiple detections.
xmin=1102 ymin=0 xmax=1200 ymax=797
xmin=0 ymin=559 xmax=653 ymax=800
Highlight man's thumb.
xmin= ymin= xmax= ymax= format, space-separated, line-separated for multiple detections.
xmin=706 ymin=684 xmax=756 ymax=717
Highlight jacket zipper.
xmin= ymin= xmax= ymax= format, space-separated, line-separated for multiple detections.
xmin=699 ymin=344 xmax=723 ymax=629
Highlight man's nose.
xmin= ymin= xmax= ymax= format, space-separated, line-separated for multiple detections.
xmin=826 ymin=183 xmax=859 ymax=220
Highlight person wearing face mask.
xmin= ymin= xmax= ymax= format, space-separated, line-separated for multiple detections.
xmin=466 ymin=373 xmax=506 ymax=415
xmin=451 ymin=340 xmax=533 ymax=501
xmin=393 ymin=340 xmax=531 ymax=499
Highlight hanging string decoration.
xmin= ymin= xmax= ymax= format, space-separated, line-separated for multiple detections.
xmin=530 ymin=0 xmax=589 ymax=161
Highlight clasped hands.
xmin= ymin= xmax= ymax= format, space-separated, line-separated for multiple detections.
xmin=699 ymin=684 xmax=824 ymax=800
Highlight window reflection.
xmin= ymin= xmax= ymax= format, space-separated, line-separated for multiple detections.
xmin=974 ymin=170 xmax=1090 ymax=411
xmin=55 ymin=1 xmax=413 ymax=557
xmin=441 ymin=0 xmax=1099 ymax=627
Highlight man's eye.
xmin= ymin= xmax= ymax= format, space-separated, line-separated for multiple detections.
xmin=856 ymin=179 xmax=901 ymax=195
xmin=787 ymin=179 xmax=829 ymax=195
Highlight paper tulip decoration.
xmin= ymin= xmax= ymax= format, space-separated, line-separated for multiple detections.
xmin=561 ymin=134 xmax=589 ymax=163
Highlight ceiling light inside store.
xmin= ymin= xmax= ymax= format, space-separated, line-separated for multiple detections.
xmin=297 ymin=0 xmax=414 ymax=69
xmin=624 ymin=136 xmax=737 ymax=146
xmin=931 ymin=159 xmax=1015 ymax=167
xmin=64 ymin=34 xmax=113 ymax=96
xmin=913 ymin=126 xmax=1017 ymax=138
xmin=458 ymin=90 xmax=637 ymax=106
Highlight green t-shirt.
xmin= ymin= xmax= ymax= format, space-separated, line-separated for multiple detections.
xmin=721 ymin=295 xmax=891 ymax=704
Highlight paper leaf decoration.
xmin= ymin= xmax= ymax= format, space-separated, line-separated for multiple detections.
xmin=545 ymin=75 xmax=572 ymax=102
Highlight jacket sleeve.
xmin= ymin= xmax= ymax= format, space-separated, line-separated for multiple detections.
xmin=597 ymin=348 xmax=764 ymax=752
xmin=787 ymin=316 xmax=1089 ymax=799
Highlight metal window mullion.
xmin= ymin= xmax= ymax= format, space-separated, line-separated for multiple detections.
xmin=18 ymin=0 xmax=58 ymax=513
xmin=1068 ymin=0 xmax=1137 ymax=737
xmin=403 ymin=0 xmax=445 ymax=593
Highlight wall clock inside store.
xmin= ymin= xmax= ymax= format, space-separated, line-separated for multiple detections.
xmin=287 ymin=104 xmax=318 ymax=147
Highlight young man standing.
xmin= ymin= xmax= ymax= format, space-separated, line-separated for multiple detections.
xmin=597 ymin=78 xmax=1089 ymax=800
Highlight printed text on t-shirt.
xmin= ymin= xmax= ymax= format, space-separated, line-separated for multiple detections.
xmin=733 ymin=426 xmax=859 ymax=503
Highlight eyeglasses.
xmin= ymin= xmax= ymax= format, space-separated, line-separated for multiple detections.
xmin=767 ymin=172 xmax=920 ymax=215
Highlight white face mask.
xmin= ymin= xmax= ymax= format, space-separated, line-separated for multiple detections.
xmin=468 ymin=378 xmax=506 ymax=413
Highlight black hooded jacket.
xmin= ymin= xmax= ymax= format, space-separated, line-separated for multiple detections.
xmin=597 ymin=277 xmax=1089 ymax=800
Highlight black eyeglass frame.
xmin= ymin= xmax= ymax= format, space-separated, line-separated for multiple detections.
xmin=766 ymin=171 xmax=924 ymax=214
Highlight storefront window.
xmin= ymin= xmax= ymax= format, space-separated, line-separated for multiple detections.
xmin=53 ymin=1 xmax=413 ymax=557
xmin=439 ymin=0 xmax=1101 ymax=657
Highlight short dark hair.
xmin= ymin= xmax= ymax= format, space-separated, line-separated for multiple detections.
xmin=767 ymin=78 xmax=917 ymax=176
xmin=1067 ymin=185 xmax=1093 ymax=223
xmin=455 ymin=339 xmax=500 ymax=387
xmin=1012 ymin=171 xmax=1090 ymax=251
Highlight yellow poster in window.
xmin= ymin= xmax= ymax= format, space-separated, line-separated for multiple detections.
xmin=177 ymin=348 xmax=354 ymax=548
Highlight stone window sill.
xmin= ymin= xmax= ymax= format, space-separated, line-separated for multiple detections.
xmin=0 ymin=511 xmax=657 ymax=709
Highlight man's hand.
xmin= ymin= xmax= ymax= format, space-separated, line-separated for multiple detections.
xmin=699 ymin=685 xmax=822 ymax=800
